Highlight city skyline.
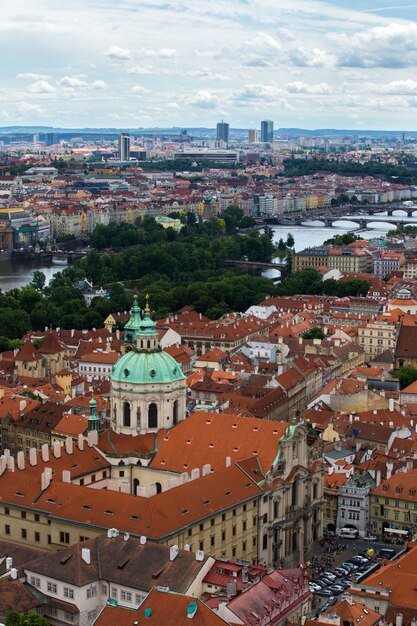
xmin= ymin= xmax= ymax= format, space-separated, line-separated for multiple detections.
xmin=3 ymin=1 xmax=417 ymax=129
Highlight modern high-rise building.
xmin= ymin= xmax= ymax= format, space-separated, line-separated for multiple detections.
xmin=248 ymin=129 xmax=259 ymax=143
xmin=260 ymin=120 xmax=274 ymax=143
xmin=216 ymin=121 xmax=229 ymax=143
xmin=44 ymin=133 xmax=58 ymax=147
xmin=118 ymin=133 xmax=131 ymax=161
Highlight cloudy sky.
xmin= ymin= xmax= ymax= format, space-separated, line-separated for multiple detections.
xmin=3 ymin=0 xmax=417 ymax=130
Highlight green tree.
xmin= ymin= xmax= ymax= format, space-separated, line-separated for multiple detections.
xmin=302 ymin=327 xmax=325 ymax=340
xmin=30 ymin=270 xmax=46 ymax=290
xmin=286 ymin=232 xmax=295 ymax=248
xmin=395 ymin=365 xmax=417 ymax=389
xmin=5 ymin=611 xmax=49 ymax=626
xmin=0 ymin=309 xmax=31 ymax=339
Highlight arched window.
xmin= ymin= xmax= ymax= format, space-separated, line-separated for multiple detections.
xmin=155 ymin=482 xmax=162 ymax=494
xmin=123 ymin=402 xmax=131 ymax=428
xmin=262 ymin=534 xmax=268 ymax=550
xmin=148 ymin=403 xmax=158 ymax=429
xmin=118 ymin=460 xmax=125 ymax=466
xmin=133 ymin=478 xmax=140 ymax=495
xmin=147 ymin=340 xmax=151 ymax=349
xmin=173 ymin=400 xmax=179 ymax=425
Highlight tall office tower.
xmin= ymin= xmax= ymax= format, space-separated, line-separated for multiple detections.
xmin=216 ymin=121 xmax=229 ymax=143
xmin=44 ymin=132 xmax=58 ymax=147
xmin=248 ymin=129 xmax=259 ymax=143
xmin=260 ymin=120 xmax=274 ymax=143
xmin=118 ymin=133 xmax=131 ymax=161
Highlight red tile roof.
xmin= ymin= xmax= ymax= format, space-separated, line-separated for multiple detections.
xmin=150 ymin=412 xmax=289 ymax=476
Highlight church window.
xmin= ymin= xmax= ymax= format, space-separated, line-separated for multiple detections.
xmin=149 ymin=369 xmax=156 ymax=378
xmin=123 ymin=402 xmax=131 ymax=427
xmin=155 ymin=482 xmax=162 ymax=494
xmin=148 ymin=403 xmax=158 ymax=428
xmin=173 ymin=400 xmax=179 ymax=425
xmin=124 ymin=368 xmax=130 ymax=378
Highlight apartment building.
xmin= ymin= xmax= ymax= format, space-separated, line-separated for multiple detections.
xmin=293 ymin=247 xmax=373 ymax=274
xmin=370 ymin=468 xmax=417 ymax=538
xmin=358 ymin=321 xmax=397 ymax=357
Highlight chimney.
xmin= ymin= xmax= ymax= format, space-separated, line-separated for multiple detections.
xmin=389 ymin=398 xmax=395 ymax=412
xmin=53 ymin=441 xmax=61 ymax=458
xmin=10 ymin=568 xmax=18 ymax=580
xmin=7 ymin=457 xmax=15 ymax=473
xmin=78 ymin=434 xmax=84 ymax=451
xmin=87 ymin=430 xmax=98 ymax=447
xmin=62 ymin=470 xmax=71 ymax=483
xmin=225 ymin=456 xmax=232 ymax=468
xmin=19 ymin=400 xmax=27 ymax=412
xmin=396 ymin=614 xmax=403 ymax=626
xmin=202 ymin=463 xmax=211 ymax=476
xmin=5 ymin=557 xmax=12 ymax=570
xmin=29 ymin=448 xmax=37 ymax=466
xmin=169 ymin=545 xmax=179 ymax=561
xmin=65 ymin=437 xmax=73 ymax=455
xmin=82 ymin=548 xmax=91 ymax=564
xmin=17 ymin=451 xmax=25 ymax=471
xmin=140 ymin=535 xmax=147 ymax=545
xmin=184 ymin=544 xmax=191 ymax=551
xmin=41 ymin=444 xmax=49 ymax=463
xmin=191 ymin=468 xmax=200 ymax=480
xmin=41 ymin=470 xmax=51 ymax=491
xmin=387 ymin=461 xmax=394 ymax=480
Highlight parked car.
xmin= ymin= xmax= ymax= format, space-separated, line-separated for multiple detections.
xmin=364 ymin=534 xmax=377 ymax=541
xmin=340 ymin=580 xmax=352 ymax=589
xmin=309 ymin=582 xmax=322 ymax=591
xmin=315 ymin=589 xmax=333 ymax=597
xmin=322 ymin=572 xmax=337 ymax=582
xmin=335 ymin=567 xmax=349 ymax=576
xmin=378 ymin=548 xmax=396 ymax=559
xmin=312 ymin=580 xmax=325 ymax=588
xmin=329 ymin=584 xmax=345 ymax=594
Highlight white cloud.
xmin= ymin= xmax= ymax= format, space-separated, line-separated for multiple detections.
xmin=105 ymin=45 xmax=130 ymax=61
xmin=16 ymin=72 xmax=51 ymax=80
xmin=91 ymin=80 xmax=108 ymax=90
xmin=127 ymin=66 xmax=153 ymax=75
xmin=27 ymin=80 xmax=56 ymax=93
xmin=131 ymin=85 xmax=151 ymax=95
xmin=187 ymin=90 xmax=220 ymax=109
xmin=231 ymin=83 xmax=282 ymax=102
xmin=188 ymin=69 xmax=229 ymax=81
xmin=58 ymin=76 xmax=88 ymax=88
xmin=138 ymin=47 xmax=179 ymax=58
xmin=16 ymin=101 xmax=44 ymax=115
xmin=285 ymin=81 xmax=331 ymax=94
xmin=330 ymin=22 xmax=417 ymax=68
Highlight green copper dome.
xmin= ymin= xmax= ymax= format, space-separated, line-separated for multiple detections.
xmin=112 ymin=349 xmax=185 ymax=385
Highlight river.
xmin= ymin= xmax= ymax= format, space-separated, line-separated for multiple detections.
xmin=0 ymin=258 xmax=66 ymax=291
xmin=263 ymin=218 xmax=393 ymax=279
xmin=0 ymin=216 xmax=399 ymax=290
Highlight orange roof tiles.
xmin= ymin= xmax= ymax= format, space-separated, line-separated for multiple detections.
xmin=150 ymin=411 xmax=289 ymax=476
xmin=15 ymin=340 xmax=41 ymax=362
xmin=94 ymin=588 xmax=228 ymax=626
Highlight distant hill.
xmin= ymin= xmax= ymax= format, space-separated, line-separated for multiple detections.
xmin=0 ymin=125 xmax=415 ymax=138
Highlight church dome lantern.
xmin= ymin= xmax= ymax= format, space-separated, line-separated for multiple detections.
xmin=110 ymin=295 xmax=186 ymax=436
